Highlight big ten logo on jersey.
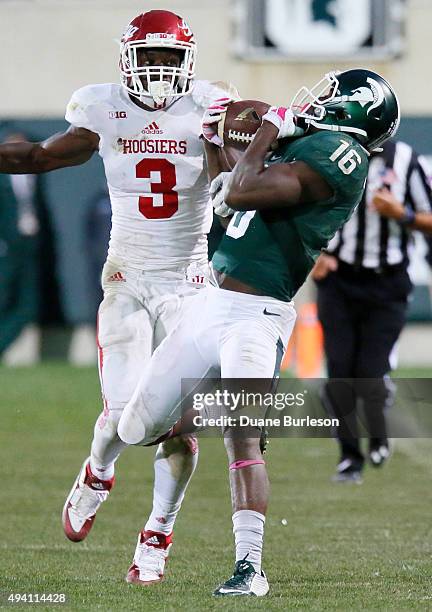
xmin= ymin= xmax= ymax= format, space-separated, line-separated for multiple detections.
xmin=109 ymin=111 xmax=127 ymax=119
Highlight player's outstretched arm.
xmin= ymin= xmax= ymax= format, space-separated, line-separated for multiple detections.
xmin=225 ymin=120 xmax=333 ymax=211
xmin=0 ymin=126 xmax=99 ymax=174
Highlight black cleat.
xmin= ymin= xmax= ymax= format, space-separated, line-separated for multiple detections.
xmin=369 ymin=442 xmax=390 ymax=468
xmin=332 ymin=457 xmax=363 ymax=484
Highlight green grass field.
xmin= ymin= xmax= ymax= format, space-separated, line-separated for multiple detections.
xmin=1 ymin=365 xmax=431 ymax=611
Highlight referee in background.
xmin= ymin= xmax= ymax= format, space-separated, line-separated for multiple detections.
xmin=312 ymin=138 xmax=432 ymax=483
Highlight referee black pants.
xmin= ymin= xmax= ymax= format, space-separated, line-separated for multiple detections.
xmin=316 ymin=263 xmax=411 ymax=463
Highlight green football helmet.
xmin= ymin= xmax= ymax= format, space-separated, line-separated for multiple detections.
xmin=291 ymin=69 xmax=400 ymax=151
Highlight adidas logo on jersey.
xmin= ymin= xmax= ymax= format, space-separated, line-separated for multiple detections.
xmin=142 ymin=122 xmax=163 ymax=135
xmin=107 ymin=272 xmax=126 ymax=282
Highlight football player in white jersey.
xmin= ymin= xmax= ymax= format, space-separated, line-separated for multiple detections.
xmin=0 ymin=10 xmax=238 ymax=584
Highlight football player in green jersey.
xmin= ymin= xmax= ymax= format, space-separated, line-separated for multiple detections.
xmin=117 ymin=69 xmax=400 ymax=596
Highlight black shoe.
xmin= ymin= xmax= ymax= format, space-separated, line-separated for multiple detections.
xmin=369 ymin=441 xmax=390 ymax=468
xmin=332 ymin=457 xmax=363 ymax=484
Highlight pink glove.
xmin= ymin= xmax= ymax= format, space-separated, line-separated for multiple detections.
xmin=201 ymin=97 xmax=232 ymax=147
xmin=262 ymin=106 xmax=301 ymax=139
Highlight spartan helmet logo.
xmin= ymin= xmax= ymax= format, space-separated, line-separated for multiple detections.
xmin=349 ymin=77 xmax=385 ymax=115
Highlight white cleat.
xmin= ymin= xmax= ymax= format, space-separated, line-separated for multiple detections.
xmin=62 ymin=457 xmax=115 ymax=542
xmin=126 ymin=530 xmax=173 ymax=585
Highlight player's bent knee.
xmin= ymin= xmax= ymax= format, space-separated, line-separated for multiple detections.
xmin=91 ymin=407 xmax=126 ymax=463
xmin=95 ymin=406 xmax=123 ymax=436
xmin=117 ymin=398 xmax=167 ymax=446
xmin=117 ymin=406 xmax=147 ymax=445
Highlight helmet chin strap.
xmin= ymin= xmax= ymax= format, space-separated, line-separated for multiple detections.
xmin=130 ymin=92 xmax=166 ymax=110
xmin=132 ymin=91 xmax=177 ymax=111
xmin=306 ymin=119 xmax=371 ymax=154
xmin=307 ymin=119 xmax=367 ymax=139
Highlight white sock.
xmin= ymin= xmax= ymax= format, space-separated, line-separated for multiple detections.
xmin=89 ymin=459 xmax=115 ymax=481
xmin=145 ymin=440 xmax=199 ymax=535
xmin=233 ymin=509 xmax=265 ymax=574
xmin=89 ymin=408 xmax=125 ymax=481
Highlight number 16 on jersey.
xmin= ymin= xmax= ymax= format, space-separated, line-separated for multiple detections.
xmin=329 ymin=139 xmax=363 ymax=175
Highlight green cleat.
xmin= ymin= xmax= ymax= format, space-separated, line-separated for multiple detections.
xmin=213 ymin=559 xmax=269 ymax=597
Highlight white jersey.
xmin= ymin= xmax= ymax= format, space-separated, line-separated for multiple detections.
xmin=65 ymin=80 xmax=235 ymax=270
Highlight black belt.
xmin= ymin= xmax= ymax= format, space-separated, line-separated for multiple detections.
xmin=337 ymin=260 xmax=407 ymax=278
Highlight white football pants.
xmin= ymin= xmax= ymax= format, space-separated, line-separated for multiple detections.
xmin=91 ymin=256 xmax=207 ymax=468
xmin=118 ymin=285 xmax=297 ymax=445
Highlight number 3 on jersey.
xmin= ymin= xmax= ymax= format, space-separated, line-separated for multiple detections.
xmin=136 ymin=158 xmax=179 ymax=219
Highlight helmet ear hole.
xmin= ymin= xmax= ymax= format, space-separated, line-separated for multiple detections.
xmin=335 ymin=109 xmax=350 ymax=120
xmin=368 ymin=107 xmax=383 ymax=120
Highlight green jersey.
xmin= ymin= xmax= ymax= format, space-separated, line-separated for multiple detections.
xmin=212 ymin=131 xmax=368 ymax=301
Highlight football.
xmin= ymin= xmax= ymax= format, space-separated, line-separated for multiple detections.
xmin=219 ymin=99 xmax=270 ymax=151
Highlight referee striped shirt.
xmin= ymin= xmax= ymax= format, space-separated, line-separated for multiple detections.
xmin=327 ymin=139 xmax=432 ymax=269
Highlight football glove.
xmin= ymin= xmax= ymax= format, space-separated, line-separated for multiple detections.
xmin=209 ymin=172 xmax=235 ymax=217
xmin=261 ymin=106 xmax=304 ymax=139
xmin=201 ymin=98 xmax=232 ymax=147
